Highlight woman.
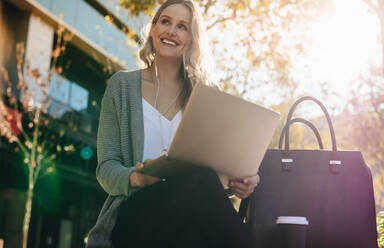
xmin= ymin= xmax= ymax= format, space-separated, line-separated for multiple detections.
xmin=86 ymin=1 xmax=260 ymax=247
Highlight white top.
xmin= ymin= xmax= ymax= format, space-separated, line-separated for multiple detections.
xmin=142 ymin=98 xmax=182 ymax=161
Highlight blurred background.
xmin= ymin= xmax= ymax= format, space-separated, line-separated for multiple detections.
xmin=0 ymin=0 xmax=383 ymax=247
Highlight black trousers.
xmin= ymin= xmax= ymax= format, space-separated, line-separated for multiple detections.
xmin=111 ymin=166 xmax=252 ymax=248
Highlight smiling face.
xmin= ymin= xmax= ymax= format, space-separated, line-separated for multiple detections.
xmin=150 ymin=4 xmax=192 ymax=60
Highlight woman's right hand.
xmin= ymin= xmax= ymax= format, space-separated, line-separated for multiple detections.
xmin=129 ymin=162 xmax=162 ymax=188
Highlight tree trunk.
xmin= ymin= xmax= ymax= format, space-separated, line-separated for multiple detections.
xmin=22 ymin=185 xmax=33 ymax=248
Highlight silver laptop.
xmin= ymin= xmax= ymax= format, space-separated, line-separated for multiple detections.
xmin=141 ymin=83 xmax=280 ymax=184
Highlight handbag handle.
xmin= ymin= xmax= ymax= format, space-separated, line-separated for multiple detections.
xmin=279 ymin=117 xmax=324 ymax=150
xmin=284 ymin=96 xmax=337 ymax=152
xmin=282 ymin=96 xmax=341 ymax=173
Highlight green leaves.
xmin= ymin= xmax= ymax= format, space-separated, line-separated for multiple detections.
xmin=119 ymin=0 xmax=161 ymax=16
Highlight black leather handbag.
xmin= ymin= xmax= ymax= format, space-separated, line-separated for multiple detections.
xmin=244 ymin=96 xmax=378 ymax=248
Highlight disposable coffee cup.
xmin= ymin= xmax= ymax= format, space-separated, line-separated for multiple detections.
xmin=276 ymin=216 xmax=309 ymax=248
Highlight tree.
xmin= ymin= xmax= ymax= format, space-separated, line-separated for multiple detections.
xmin=0 ymin=24 xmax=76 ymax=247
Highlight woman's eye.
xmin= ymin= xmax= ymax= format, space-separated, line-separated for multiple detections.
xmin=161 ymin=19 xmax=169 ymax=24
xmin=178 ymin=24 xmax=187 ymax=30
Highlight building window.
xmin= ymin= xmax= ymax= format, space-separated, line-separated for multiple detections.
xmin=69 ymin=82 xmax=88 ymax=112
xmin=48 ymin=73 xmax=89 ymax=117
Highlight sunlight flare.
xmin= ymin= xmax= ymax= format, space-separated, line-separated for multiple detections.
xmin=292 ymin=0 xmax=381 ymax=99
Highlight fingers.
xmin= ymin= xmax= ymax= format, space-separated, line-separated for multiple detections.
xmin=133 ymin=162 xmax=162 ymax=187
xmin=135 ymin=162 xmax=144 ymax=171
xmin=231 ymin=184 xmax=254 ymax=199
xmin=230 ymin=184 xmax=254 ymax=198
xmin=230 ymin=174 xmax=260 ymax=188
xmin=231 ymin=188 xmax=251 ymax=199
xmin=229 ymin=181 xmax=254 ymax=191
xmin=242 ymin=174 xmax=260 ymax=185
xmin=228 ymin=174 xmax=260 ymax=199
xmin=230 ymin=184 xmax=254 ymax=199
xmin=229 ymin=180 xmax=258 ymax=193
xmin=140 ymin=174 xmax=161 ymax=186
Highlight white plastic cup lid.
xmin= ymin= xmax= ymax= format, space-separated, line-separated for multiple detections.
xmin=276 ymin=216 xmax=309 ymax=225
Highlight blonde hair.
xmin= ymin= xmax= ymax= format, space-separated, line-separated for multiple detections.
xmin=139 ymin=0 xmax=213 ymax=106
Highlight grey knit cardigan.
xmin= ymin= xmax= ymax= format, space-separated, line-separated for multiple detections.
xmin=86 ymin=70 xmax=144 ymax=248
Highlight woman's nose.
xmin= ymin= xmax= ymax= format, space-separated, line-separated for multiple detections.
xmin=167 ymin=25 xmax=177 ymax=35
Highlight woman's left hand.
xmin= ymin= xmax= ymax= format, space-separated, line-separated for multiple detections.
xmin=228 ymin=174 xmax=260 ymax=199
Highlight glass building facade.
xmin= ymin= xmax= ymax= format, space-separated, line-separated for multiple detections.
xmin=35 ymin=0 xmax=142 ymax=68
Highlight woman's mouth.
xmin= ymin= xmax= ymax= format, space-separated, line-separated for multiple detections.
xmin=160 ymin=38 xmax=179 ymax=46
